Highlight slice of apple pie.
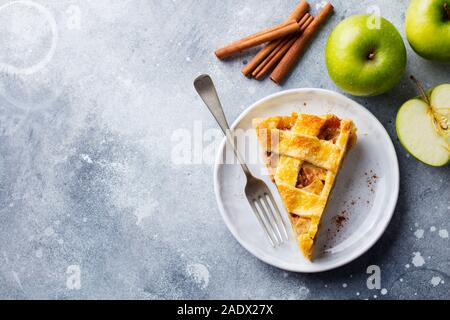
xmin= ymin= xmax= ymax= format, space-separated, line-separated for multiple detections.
xmin=253 ymin=113 xmax=356 ymax=260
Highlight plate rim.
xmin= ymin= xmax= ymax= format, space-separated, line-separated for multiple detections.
xmin=213 ymin=88 xmax=400 ymax=273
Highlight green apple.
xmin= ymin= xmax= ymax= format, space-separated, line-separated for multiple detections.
xmin=406 ymin=0 xmax=450 ymax=62
xmin=325 ymin=14 xmax=407 ymax=96
xmin=396 ymin=79 xmax=449 ymax=166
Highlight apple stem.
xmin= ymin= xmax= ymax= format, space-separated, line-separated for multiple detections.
xmin=410 ymin=75 xmax=430 ymax=105
xmin=444 ymin=3 xmax=450 ymax=20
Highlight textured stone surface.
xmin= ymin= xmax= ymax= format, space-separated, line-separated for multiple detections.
xmin=0 ymin=0 xmax=449 ymax=299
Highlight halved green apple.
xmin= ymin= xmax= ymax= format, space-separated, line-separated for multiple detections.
xmin=396 ymin=82 xmax=450 ymax=166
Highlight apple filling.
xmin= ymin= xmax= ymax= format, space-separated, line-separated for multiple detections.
xmin=318 ymin=115 xmax=341 ymax=143
xmin=296 ymin=167 xmax=314 ymax=188
xmin=296 ymin=163 xmax=327 ymax=194
xmin=276 ymin=114 xmax=297 ymax=131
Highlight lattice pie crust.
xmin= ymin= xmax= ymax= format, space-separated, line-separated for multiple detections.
xmin=253 ymin=113 xmax=357 ymax=260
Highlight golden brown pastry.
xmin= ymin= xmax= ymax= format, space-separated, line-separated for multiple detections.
xmin=253 ymin=113 xmax=357 ymax=260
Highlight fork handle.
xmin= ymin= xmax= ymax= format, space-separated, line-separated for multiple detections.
xmin=194 ymin=74 xmax=252 ymax=178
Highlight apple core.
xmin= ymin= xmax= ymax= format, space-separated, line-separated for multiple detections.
xmin=396 ymin=78 xmax=450 ymax=167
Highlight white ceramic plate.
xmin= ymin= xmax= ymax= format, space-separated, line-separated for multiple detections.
xmin=214 ymin=88 xmax=399 ymax=273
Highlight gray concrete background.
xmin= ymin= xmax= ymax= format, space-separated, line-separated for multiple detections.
xmin=0 ymin=0 xmax=449 ymax=299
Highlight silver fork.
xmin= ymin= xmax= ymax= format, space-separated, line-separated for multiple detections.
xmin=194 ymin=74 xmax=289 ymax=247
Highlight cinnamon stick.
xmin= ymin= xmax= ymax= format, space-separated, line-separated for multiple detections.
xmin=215 ymin=20 xmax=300 ymax=59
xmin=271 ymin=2 xmax=334 ymax=85
xmin=301 ymin=15 xmax=315 ymax=31
xmin=287 ymin=0 xmax=311 ymax=21
xmin=236 ymin=20 xmax=294 ymax=43
xmin=252 ymin=15 xmax=312 ymax=78
xmin=241 ymin=39 xmax=283 ymax=77
xmin=241 ymin=0 xmax=310 ymax=76
xmin=253 ymin=37 xmax=295 ymax=79
xmin=253 ymin=15 xmax=314 ymax=80
xmin=297 ymin=12 xmax=312 ymax=29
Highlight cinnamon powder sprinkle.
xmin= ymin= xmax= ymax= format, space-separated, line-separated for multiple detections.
xmin=335 ymin=215 xmax=347 ymax=228
xmin=365 ymin=170 xmax=379 ymax=193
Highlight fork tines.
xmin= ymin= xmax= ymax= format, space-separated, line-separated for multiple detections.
xmin=249 ymin=192 xmax=289 ymax=247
